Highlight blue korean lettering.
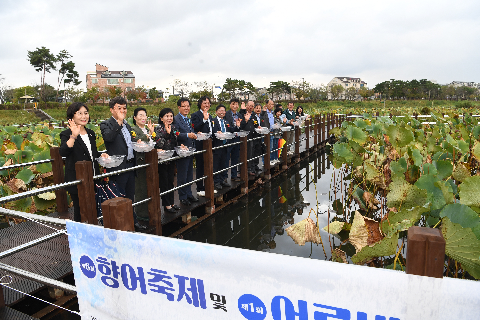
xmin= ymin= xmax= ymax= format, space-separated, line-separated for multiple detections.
xmin=313 ymin=303 xmax=350 ymax=320
xmin=357 ymin=313 xmax=400 ymax=320
xmin=271 ymin=296 xmax=308 ymax=320
xmin=121 ymin=264 xmax=147 ymax=294
xmin=238 ymin=294 xmax=267 ymax=320
xmin=96 ymin=257 xmax=120 ymax=288
xmin=174 ymin=275 xmax=207 ymax=309
xmin=147 ymin=268 xmax=175 ymax=301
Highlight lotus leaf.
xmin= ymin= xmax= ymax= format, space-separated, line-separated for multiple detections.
xmin=415 ymin=174 xmax=446 ymax=210
xmin=351 ymin=233 xmax=399 ymax=265
xmin=331 ymin=248 xmax=348 ymax=264
xmin=442 ymin=217 xmax=480 ymax=279
xmin=472 ymin=126 xmax=480 ymax=140
xmin=352 ymin=187 xmax=367 ymax=211
xmin=381 ymin=206 xmax=429 ymax=238
xmin=285 ymin=217 xmax=322 ymax=246
xmin=332 ymin=199 xmax=344 ymax=216
xmin=472 ymin=141 xmax=480 ymax=162
xmin=459 ymin=176 xmax=480 ymax=208
xmin=349 ymin=211 xmax=368 ymax=251
xmin=434 ymin=160 xmax=453 ymax=180
xmin=346 ymin=125 xmax=367 ymax=145
xmin=439 ymin=203 xmax=480 ymax=240
xmin=452 ymin=163 xmax=470 ymax=182
xmin=333 ymin=143 xmax=353 ymax=162
xmin=13 ymin=196 xmax=32 ymax=213
xmin=15 ymin=169 xmax=34 ymax=184
xmin=323 ymin=221 xmax=345 ymax=234
xmin=387 ymin=179 xmax=427 ymax=210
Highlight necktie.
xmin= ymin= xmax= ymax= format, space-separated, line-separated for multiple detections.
xmin=220 ymin=119 xmax=226 ymax=144
xmin=221 ymin=119 xmax=226 ymax=133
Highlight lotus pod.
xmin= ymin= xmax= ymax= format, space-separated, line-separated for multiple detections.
xmin=286 ymin=217 xmax=322 ymax=246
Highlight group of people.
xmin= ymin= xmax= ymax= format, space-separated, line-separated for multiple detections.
xmin=60 ymin=96 xmax=307 ymax=230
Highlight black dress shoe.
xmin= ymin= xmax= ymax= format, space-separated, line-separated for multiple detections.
xmin=134 ymin=222 xmax=147 ymax=231
xmin=172 ymin=204 xmax=181 ymax=210
xmin=222 ymin=181 xmax=231 ymax=187
xmin=214 ymin=184 xmax=223 ymax=190
xmin=164 ymin=207 xmax=176 ymax=213
xmin=180 ymin=199 xmax=191 ymax=206
xmin=187 ymin=195 xmax=199 ymax=202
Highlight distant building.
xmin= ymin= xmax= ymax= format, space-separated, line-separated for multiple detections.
xmin=86 ymin=63 xmax=135 ymax=94
xmin=327 ymin=77 xmax=367 ymax=99
xmin=450 ymin=81 xmax=480 ymax=89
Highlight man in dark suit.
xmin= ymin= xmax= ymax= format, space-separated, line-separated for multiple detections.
xmin=240 ymin=100 xmax=262 ymax=175
xmin=225 ymin=98 xmax=241 ymax=181
xmin=212 ymin=104 xmax=240 ymax=190
xmin=174 ymin=98 xmax=199 ymax=206
xmin=191 ymin=96 xmax=214 ymax=197
xmin=100 ymin=96 xmax=145 ymax=229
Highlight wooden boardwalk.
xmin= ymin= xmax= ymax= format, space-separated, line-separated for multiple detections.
xmin=0 ymin=118 xmax=337 ymax=316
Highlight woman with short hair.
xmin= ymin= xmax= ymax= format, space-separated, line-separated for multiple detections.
xmin=60 ymin=102 xmax=108 ymax=222
xmin=154 ymin=108 xmax=179 ymax=213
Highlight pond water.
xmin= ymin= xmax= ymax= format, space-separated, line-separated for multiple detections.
xmin=182 ymin=152 xmax=360 ymax=261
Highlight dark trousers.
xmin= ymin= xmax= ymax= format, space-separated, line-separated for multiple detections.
xmin=158 ymin=161 xmax=175 ymax=207
xmin=226 ymin=138 xmax=240 ymax=178
xmin=195 ymin=152 xmax=205 ymax=192
xmin=213 ymin=148 xmax=228 ymax=185
xmin=177 ymin=156 xmax=193 ymax=200
xmin=70 ymin=192 xmax=81 ymax=222
xmin=109 ymin=161 xmax=137 ymax=222
xmin=248 ymin=139 xmax=261 ymax=172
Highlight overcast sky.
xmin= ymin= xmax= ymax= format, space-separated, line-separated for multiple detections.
xmin=1 ymin=0 xmax=479 ymax=93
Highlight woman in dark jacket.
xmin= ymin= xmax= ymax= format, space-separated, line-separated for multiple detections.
xmin=59 ymin=102 xmax=108 ymax=222
xmin=154 ymin=108 xmax=179 ymax=213
xmin=130 ymin=107 xmax=155 ymax=221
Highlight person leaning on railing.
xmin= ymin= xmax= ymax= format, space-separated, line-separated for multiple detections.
xmin=59 ymin=102 xmax=108 ymax=222
xmin=130 ymin=107 xmax=155 ymax=221
xmin=154 ymin=108 xmax=181 ymax=213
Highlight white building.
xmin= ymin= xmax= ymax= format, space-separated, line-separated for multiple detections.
xmin=326 ymin=77 xmax=367 ymax=100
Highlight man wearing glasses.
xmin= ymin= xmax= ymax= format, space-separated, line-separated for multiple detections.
xmin=174 ymin=98 xmax=199 ymax=206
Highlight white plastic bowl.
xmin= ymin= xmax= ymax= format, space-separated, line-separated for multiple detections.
xmin=96 ymin=155 xmax=125 ymax=168
xmin=157 ymin=150 xmax=175 ymax=160
xmin=255 ymin=127 xmax=270 ymax=135
xmin=280 ymin=126 xmax=291 ymax=132
xmin=236 ymin=131 xmax=250 ymax=137
xmin=215 ymin=132 xmax=235 ymax=140
xmin=132 ymin=140 xmax=155 ymax=153
xmin=196 ymin=132 xmax=211 ymax=141
xmin=272 ymin=123 xmax=282 ymax=130
xmin=174 ymin=146 xmax=196 ymax=157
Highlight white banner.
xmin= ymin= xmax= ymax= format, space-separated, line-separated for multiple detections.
xmin=66 ymin=221 xmax=479 ymax=320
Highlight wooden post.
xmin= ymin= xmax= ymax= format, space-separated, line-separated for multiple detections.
xmin=305 ymin=119 xmax=310 ymax=155
xmin=281 ymin=131 xmax=288 ymax=170
xmin=102 ymin=197 xmax=134 ymax=232
xmin=406 ymin=226 xmax=445 ymax=278
xmin=203 ymin=139 xmax=215 ymax=214
xmin=239 ymin=136 xmax=248 ymax=194
xmin=50 ymin=147 xmax=68 ymax=213
xmin=264 ymin=133 xmax=271 ymax=180
xmin=0 ymin=284 xmax=5 ymax=308
xmin=75 ymin=161 xmax=97 ymax=224
xmin=321 ymin=114 xmax=325 ymax=144
xmin=294 ymin=126 xmax=300 ymax=162
xmin=145 ymin=149 xmax=162 ymax=236
xmin=313 ymin=116 xmax=318 ymax=150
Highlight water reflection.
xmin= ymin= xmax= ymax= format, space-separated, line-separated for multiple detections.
xmin=183 ymin=152 xmax=345 ymax=261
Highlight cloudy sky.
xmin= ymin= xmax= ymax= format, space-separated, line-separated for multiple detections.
xmin=1 ymin=0 xmax=479 ymax=93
